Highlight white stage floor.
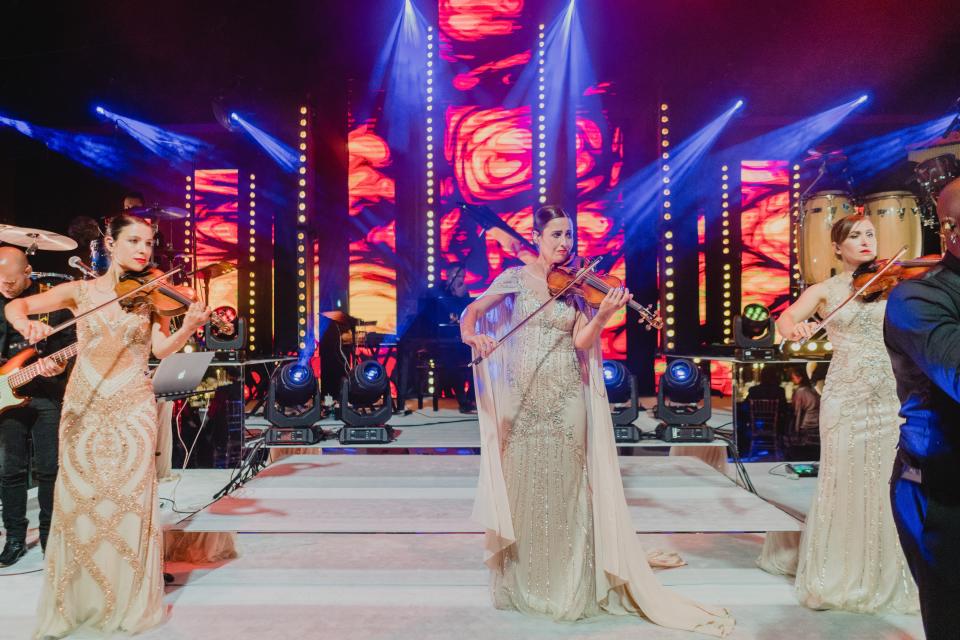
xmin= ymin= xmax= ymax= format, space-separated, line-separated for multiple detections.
xmin=0 ymin=531 xmax=922 ymax=639
xmin=171 ymin=455 xmax=801 ymax=534
xmin=0 ymin=449 xmax=922 ymax=638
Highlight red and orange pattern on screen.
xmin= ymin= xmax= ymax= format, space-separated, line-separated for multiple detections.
xmin=193 ymin=168 xmax=239 ymax=312
xmin=347 ymin=122 xmax=397 ymax=332
xmin=740 ymin=160 xmax=791 ymax=315
xmin=438 ymin=0 xmax=532 ymax=293
xmin=438 ymin=2 xmax=626 ymax=358
xmin=575 ymin=107 xmax=627 ymax=359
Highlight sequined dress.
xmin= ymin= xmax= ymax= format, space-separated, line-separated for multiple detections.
xmin=472 ymin=268 xmax=733 ymax=636
xmin=794 ymin=271 xmax=919 ymax=613
xmin=490 ymin=268 xmax=597 ymax=618
xmin=34 ymin=281 xmax=164 ymax=638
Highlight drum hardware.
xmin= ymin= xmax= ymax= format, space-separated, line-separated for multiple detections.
xmin=124 ymin=204 xmax=190 ymax=221
xmin=30 ymin=271 xmax=73 ymax=292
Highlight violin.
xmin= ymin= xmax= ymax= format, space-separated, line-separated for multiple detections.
xmin=116 ymin=267 xmax=235 ymax=336
xmin=851 ymin=255 xmax=942 ymax=301
xmin=546 ymin=261 xmax=664 ymax=330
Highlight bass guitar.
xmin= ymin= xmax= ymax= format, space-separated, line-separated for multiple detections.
xmin=0 ymin=343 xmax=77 ymax=415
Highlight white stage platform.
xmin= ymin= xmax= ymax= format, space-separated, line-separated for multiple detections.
xmin=0 ymin=440 xmax=923 ymax=639
xmin=170 ymin=455 xmax=800 ymax=534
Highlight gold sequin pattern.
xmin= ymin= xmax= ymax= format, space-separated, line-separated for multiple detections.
xmin=794 ymin=272 xmax=920 ymax=613
xmin=34 ymin=281 xmax=165 ymax=638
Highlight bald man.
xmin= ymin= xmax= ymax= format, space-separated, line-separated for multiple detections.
xmin=0 ymin=246 xmax=73 ymax=567
xmin=884 ymin=176 xmax=960 ymax=639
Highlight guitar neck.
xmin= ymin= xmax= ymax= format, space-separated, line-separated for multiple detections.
xmin=8 ymin=342 xmax=78 ymax=390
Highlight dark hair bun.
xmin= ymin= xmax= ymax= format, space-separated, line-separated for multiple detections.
xmin=533 ymin=205 xmax=570 ymax=234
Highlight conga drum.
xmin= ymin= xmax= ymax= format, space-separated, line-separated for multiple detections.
xmin=862 ymin=191 xmax=922 ymax=261
xmin=799 ymin=191 xmax=853 ymax=284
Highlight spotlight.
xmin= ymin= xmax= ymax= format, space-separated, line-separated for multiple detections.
xmin=264 ymin=361 xmax=325 ymax=444
xmin=337 ymin=359 xmax=394 ymax=443
xmin=855 ymin=93 xmax=869 ymax=106
xmin=95 ymin=106 xmax=106 ymax=116
xmin=204 ymin=305 xmax=245 ymax=353
xmin=230 ymin=112 xmax=240 ymax=122
xmin=655 ymin=358 xmax=713 ymax=442
xmin=602 ymin=360 xmax=643 ymax=441
xmin=733 ymin=303 xmax=776 ymax=356
xmin=733 ymin=99 xmax=745 ymax=110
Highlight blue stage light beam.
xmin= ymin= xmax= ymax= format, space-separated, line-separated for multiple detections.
xmin=95 ymin=106 xmax=208 ymax=166
xmin=718 ymin=94 xmax=869 ymax=162
xmin=619 ymin=100 xmax=744 ymax=234
xmin=843 ymin=114 xmax=954 ymax=183
xmin=356 ymin=0 xmax=430 ymax=149
xmin=230 ymin=113 xmax=298 ymax=173
xmin=1 ymin=113 xmax=133 ymax=178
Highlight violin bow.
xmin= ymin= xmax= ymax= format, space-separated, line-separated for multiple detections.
xmin=30 ymin=266 xmax=183 ymax=343
xmin=470 ymin=256 xmax=602 ymax=366
xmin=785 ymin=245 xmax=908 ymax=350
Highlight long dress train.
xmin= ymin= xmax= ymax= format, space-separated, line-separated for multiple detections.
xmin=472 ymin=267 xmax=734 ymax=636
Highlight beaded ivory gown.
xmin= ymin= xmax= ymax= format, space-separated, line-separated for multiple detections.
xmin=471 ymin=267 xmax=733 ymax=636
xmin=35 ymin=281 xmax=164 ymax=638
xmin=793 ymin=272 xmax=918 ymax=612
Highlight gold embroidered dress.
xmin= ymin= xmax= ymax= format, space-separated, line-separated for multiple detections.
xmin=35 ymin=281 xmax=164 ymax=638
xmin=794 ymin=272 xmax=918 ymax=612
xmin=470 ymin=267 xmax=733 ymax=636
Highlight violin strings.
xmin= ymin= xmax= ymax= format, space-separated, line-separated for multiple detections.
xmin=577 ymin=270 xmax=660 ymax=324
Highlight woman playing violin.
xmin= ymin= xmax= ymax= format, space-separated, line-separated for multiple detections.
xmin=460 ymin=206 xmax=733 ymax=635
xmin=768 ymin=214 xmax=918 ymax=613
xmin=4 ymin=214 xmax=211 ymax=638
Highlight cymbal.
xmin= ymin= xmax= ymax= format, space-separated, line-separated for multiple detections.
xmin=125 ymin=205 xmax=190 ymax=221
xmin=321 ymin=310 xmax=359 ymax=327
xmin=194 ymin=261 xmax=236 ymax=280
xmin=0 ymin=226 xmax=78 ymax=252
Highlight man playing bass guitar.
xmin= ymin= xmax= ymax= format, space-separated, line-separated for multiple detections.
xmin=0 ymin=246 xmax=74 ymax=566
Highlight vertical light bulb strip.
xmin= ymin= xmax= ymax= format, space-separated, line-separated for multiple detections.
xmin=296 ymin=105 xmax=310 ymax=352
xmin=537 ymin=23 xmax=547 ymax=205
xmin=247 ymin=173 xmax=257 ymax=351
xmin=659 ymin=103 xmax=676 ymax=352
xmin=721 ymin=165 xmax=733 ymax=342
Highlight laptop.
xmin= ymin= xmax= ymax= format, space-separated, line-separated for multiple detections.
xmin=152 ymin=351 xmax=216 ymax=399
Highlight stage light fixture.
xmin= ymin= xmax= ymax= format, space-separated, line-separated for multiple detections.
xmin=603 ymin=360 xmax=643 ymax=442
xmin=733 ymin=303 xmax=776 ymax=354
xmin=264 ymin=361 xmax=325 ymax=445
xmin=337 ymin=359 xmax=395 ymax=444
xmin=655 ymin=358 xmax=713 ymax=442
xmin=95 ymin=106 xmax=106 ymax=116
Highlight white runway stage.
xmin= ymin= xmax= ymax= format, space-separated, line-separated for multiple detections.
xmin=0 ymin=431 xmax=924 ymax=639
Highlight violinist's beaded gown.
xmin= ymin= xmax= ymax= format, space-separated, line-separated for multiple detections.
xmin=34 ymin=281 xmax=164 ymax=638
xmin=793 ymin=272 xmax=918 ymax=612
xmin=471 ymin=267 xmax=733 ymax=636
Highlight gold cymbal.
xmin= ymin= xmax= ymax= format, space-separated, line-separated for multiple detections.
xmin=0 ymin=225 xmax=78 ymax=253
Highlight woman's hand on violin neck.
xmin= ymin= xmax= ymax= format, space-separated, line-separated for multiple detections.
xmin=16 ymin=319 xmax=54 ymax=345
xmin=463 ymin=333 xmax=497 ymax=358
xmin=181 ymin=301 xmax=212 ymax=332
xmin=597 ymin=286 xmax=632 ymax=322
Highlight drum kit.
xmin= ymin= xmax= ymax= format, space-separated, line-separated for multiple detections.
xmin=796 ymin=151 xmax=959 ymax=286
